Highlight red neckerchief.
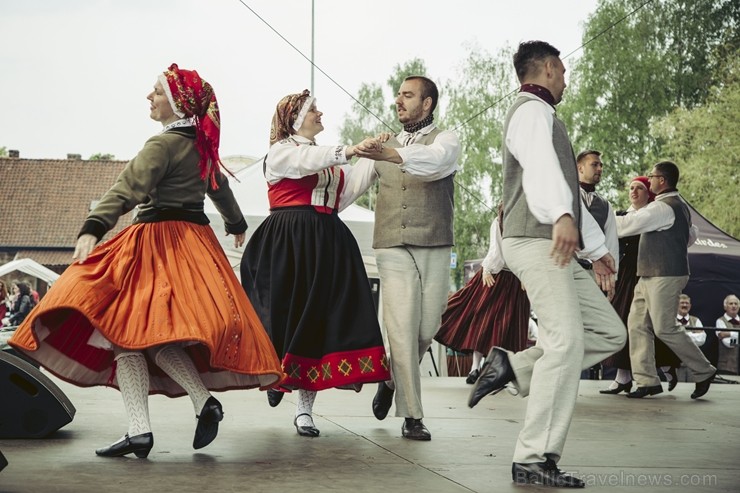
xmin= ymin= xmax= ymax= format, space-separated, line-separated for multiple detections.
xmin=520 ymin=84 xmax=556 ymax=107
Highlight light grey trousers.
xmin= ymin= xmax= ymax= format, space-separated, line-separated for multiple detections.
xmin=628 ymin=275 xmax=715 ymax=387
xmin=375 ymin=245 xmax=451 ymax=419
xmin=503 ymin=237 xmax=626 ymax=464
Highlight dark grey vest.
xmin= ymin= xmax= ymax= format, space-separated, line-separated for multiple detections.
xmin=502 ymin=95 xmax=581 ymax=243
xmin=582 ymin=190 xmax=609 ymax=232
xmin=637 ymin=195 xmax=691 ymax=277
xmin=373 ymin=128 xmax=455 ymax=248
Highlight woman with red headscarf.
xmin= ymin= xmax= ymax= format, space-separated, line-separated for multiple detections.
xmin=240 ymin=90 xmax=390 ymax=437
xmin=600 ymin=176 xmax=680 ymax=393
xmin=9 ymin=64 xmax=284 ymax=458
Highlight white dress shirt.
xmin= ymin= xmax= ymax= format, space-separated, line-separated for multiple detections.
xmin=614 ymin=191 xmax=698 ymax=245
xmin=715 ymin=315 xmax=740 ymax=348
xmin=342 ymin=123 xmax=460 ymax=208
xmin=481 ymin=217 xmax=505 ymax=275
xmin=505 ymin=93 xmax=609 ymax=262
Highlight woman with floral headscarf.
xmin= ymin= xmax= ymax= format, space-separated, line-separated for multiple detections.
xmin=9 ymin=64 xmax=284 ymax=458
xmin=240 ymin=90 xmax=390 ymax=437
xmin=600 ymin=176 xmax=679 ymax=393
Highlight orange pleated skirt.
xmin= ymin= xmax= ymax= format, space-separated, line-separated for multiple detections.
xmin=9 ymin=221 xmax=285 ymax=397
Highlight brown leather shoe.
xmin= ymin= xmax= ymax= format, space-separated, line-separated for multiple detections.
xmin=401 ymin=418 xmax=431 ymax=441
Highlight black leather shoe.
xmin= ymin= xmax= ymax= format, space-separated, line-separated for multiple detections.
xmin=267 ymin=389 xmax=284 ymax=407
xmin=193 ymin=396 xmax=224 ymax=449
xmin=512 ymin=459 xmax=584 ymax=488
xmin=96 ymin=432 xmax=154 ymax=458
xmin=599 ymin=381 xmax=632 ymax=394
xmin=401 ymin=418 xmax=431 ymax=441
xmin=666 ymin=366 xmax=678 ymax=392
xmin=691 ymin=373 xmax=714 ymax=399
xmin=294 ymin=413 xmax=320 ymax=437
xmin=465 ymin=368 xmax=480 ymax=384
xmin=372 ymin=382 xmax=394 ymax=420
xmin=468 ymin=347 xmax=514 ymax=408
xmin=626 ymin=384 xmax=663 ymax=398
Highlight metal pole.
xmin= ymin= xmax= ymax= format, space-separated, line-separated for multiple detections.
xmin=311 ymin=0 xmax=315 ymax=94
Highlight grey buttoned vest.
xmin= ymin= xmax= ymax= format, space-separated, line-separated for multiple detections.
xmin=502 ymin=95 xmax=582 ymax=243
xmin=637 ymin=195 xmax=691 ymax=277
xmin=373 ymin=127 xmax=455 ymax=248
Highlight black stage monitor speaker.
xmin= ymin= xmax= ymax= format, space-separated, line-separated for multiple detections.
xmin=0 ymin=449 xmax=7 ymax=473
xmin=0 ymin=351 xmax=76 ymax=438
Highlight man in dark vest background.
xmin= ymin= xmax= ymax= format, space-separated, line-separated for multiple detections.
xmin=354 ymin=75 xmax=460 ymax=441
xmin=576 ymin=149 xmax=619 ymax=286
xmin=615 ymin=160 xmax=716 ymax=399
xmin=468 ymin=40 xmax=626 ymax=488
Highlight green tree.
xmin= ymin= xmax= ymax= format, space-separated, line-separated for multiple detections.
xmin=560 ymin=0 xmax=739 ymax=197
xmin=88 ymin=153 xmax=115 ymax=160
xmin=0 ymin=146 xmax=7 ymax=157
xmin=650 ymin=54 xmax=740 ymax=237
xmin=444 ymin=45 xmax=517 ymax=286
xmin=338 ymin=58 xmax=427 ymax=210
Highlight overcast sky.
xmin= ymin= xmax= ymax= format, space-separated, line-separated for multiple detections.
xmin=1 ymin=0 xmax=596 ymax=161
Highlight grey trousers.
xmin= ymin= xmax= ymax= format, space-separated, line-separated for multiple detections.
xmin=503 ymin=237 xmax=626 ymax=464
xmin=628 ymin=276 xmax=715 ymax=387
xmin=375 ymin=245 xmax=451 ymax=419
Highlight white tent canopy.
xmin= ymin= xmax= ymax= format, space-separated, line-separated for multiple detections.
xmin=205 ymin=158 xmax=377 ymax=276
xmin=0 ymin=258 xmax=59 ymax=285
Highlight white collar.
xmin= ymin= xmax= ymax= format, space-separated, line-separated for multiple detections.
xmin=161 ymin=118 xmax=194 ymax=133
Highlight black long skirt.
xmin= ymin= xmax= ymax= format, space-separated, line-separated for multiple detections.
xmin=240 ymin=206 xmax=390 ymax=391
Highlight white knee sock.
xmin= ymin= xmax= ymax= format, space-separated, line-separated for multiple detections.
xmin=154 ymin=345 xmax=211 ymax=414
xmin=295 ymin=389 xmax=317 ymax=427
xmin=615 ymin=368 xmax=632 ymax=385
xmin=471 ymin=351 xmax=484 ymax=372
xmin=661 ymin=366 xmax=674 ymax=382
xmin=115 ymin=352 xmax=152 ymax=437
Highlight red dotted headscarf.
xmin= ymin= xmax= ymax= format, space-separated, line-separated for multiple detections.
xmin=158 ymin=63 xmax=225 ymax=188
xmin=269 ymin=89 xmax=315 ymax=146
xmin=631 ymin=176 xmax=656 ymax=203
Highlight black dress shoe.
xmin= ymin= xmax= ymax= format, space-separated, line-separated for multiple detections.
xmin=401 ymin=418 xmax=431 ymax=441
xmin=95 ymin=432 xmax=154 ymax=458
xmin=267 ymin=389 xmax=284 ymax=407
xmin=468 ymin=347 xmax=514 ymax=408
xmin=666 ymin=366 xmax=678 ymax=391
xmin=691 ymin=373 xmax=714 ymax=399
xmin=372 ymin=381 xmax=394 ymax=420
xmin=599 ymin=381 xmax=632 ymax=394
xmin=294 ymin=413 xmax=320 ymax=437
xmin=465 ymin=368 xmax=480 ymax=384
xmin=626 ymin=384 xmax=663 ymax=398
xmin=512 ymin=459 xmax=584 ymax=488
xmin=193 ymin=396 xmax=224 ymax=449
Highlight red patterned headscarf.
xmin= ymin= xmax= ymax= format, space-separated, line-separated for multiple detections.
xmin=269 ymin=89 xmax=315 ymax=146
xmin=158 ymin=63 xmax=226 ymax=188
xmin=631 ymin=176 xmax=656 ymax=202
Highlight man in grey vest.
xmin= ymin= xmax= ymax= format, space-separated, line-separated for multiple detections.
xmin=468 ymin=41 xmax=626 ymax=488
xmin=354 ymin=76 xmax=460 ymax=441
xmin=615 ymin=161 xmax=716 ymax=399
xmin=576 ymin=150 xmax=619 ymax=284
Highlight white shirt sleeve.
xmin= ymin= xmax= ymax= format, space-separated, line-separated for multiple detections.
xmin=264 ymin=140 xmax=349 ymax=185
xmin=692 ymin=317 xmax=704 ymax=328
xmin=603 ymin=203 xmax=620 ymax=271
xmin=481 ymin=217 xmax=505 ymax=274
xmin=505 ymin=99 xmax=573 ymax=225
xmin=396 ymin=129 xmax=460 ymax=182
xmin=337 ymin=158 xmax=378 ymax=211
xmin=688 ymin=330 xmax=706 ymax=346
xmin=614 ymin=199 xmax=675 ymax=237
